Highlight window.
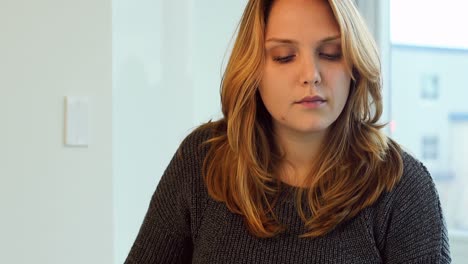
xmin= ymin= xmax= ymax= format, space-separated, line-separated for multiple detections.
xmin=390 ymin=0 xmax=468 ymax=261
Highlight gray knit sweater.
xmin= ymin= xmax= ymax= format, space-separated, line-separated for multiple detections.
xmin=125 ymin=127 xmax=451 ymax=264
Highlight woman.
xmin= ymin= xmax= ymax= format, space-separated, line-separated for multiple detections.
xmin=126 ymin=0 xmax=451 ymax=263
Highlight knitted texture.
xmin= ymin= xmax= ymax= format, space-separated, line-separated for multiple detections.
xmin=125 ymin=127 xmax=451 ymax=264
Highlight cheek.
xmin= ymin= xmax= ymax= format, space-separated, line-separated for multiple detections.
xmin=260 ymin=70 xmax=284 ymax=104
xmin=327 ymin=70 xmax=351 ymax=103
xmin=258 ymin=79 xmax=281 ymax=111
xmin=338 ymin=77 xmax=351 ymax=99
xmin=259 ymin=73 xmax=294 ymax=119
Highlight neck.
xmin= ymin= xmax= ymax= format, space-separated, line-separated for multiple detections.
xmin=274 ymin=126 xmax=326 ymax=187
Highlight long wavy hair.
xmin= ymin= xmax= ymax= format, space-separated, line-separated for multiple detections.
xmin=199 ymin=0 xmax=404 ymax=238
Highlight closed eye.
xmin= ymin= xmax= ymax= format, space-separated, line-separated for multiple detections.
xmin=319 ymin=52 xmax=342 ymax=61
xmin=273 ymin=55 xmax=296 ymax=63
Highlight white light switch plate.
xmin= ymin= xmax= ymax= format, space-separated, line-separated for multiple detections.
xmin=64 ymin=96 xmax=89 ymax=147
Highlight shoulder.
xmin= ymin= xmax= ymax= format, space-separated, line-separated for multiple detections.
xmin=394 ymin=151 xmax=437 ymax=202
xmin=383 ymin=153 xmax=451 ymax=262
xmin=391 ymin=150 xmax=445 ymax=225
xmin=362 ymin=150 xmax=438 ymax=239
xmin=179 ymin=123 xmax=215 ymax=152
xmin=176 ymin=122 xmax=222 ymax=237
xmin=400 ymin=151 xmax=429 ymax=179
xmin=366 ymin=150 xmax=438 ymax=218
xmin=159 ymin=122 xmax=217 ymax=190
xmin=377 ymin=150 xmax=440 ymax=213
xmin=365 ymin=151 xmax=451 ymax=262
xmin=175 ymin=121 xmax=219 ymax=162
xmin=154 ymin=121 xmax=218 ymax=225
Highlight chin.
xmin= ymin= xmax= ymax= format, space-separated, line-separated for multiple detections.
xmin=293 ymin=125 xmax=329 ymax=134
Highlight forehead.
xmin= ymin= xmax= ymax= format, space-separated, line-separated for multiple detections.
xmin=265 ymin=0 xmax=340 ymax=39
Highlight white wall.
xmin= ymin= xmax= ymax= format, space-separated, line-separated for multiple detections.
xmin=191 ymin=1 xmax=247 ymax=124
xmin=112 ymin=0 xmax=246 ymax=263
xmin=0 ymin=0 xmax=113 ymax=264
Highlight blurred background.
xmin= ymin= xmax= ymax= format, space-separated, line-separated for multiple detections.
xmin=1 ymin=0 xmax=466 ymax=263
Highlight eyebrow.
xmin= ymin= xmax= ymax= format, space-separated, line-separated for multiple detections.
xmin=265 ymin=35 xmax=341 ymax=45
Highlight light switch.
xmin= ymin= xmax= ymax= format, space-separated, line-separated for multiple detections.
xmin=64 ymin=96 xmax=89 ymax=147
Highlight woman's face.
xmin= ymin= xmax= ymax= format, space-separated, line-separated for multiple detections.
xmin=259 ymin=0 xmax=351 ymax=137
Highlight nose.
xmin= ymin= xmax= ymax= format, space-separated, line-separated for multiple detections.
xmin=300 ymin=55 xmax=321 ymax=87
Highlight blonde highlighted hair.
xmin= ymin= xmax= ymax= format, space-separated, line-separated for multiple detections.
xmin=199 ymin=0 xmax=403 ymax=238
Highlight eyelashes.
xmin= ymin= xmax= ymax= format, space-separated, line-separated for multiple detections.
xmin=273 ymin=55 xmax=296 ymax=63
xmin=319 ymin=52 xmax=342 ymax=61
xmin=272 ymin=53 xmax=342 ymax=64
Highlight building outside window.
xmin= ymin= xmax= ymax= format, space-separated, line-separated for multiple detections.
xmin=389 ymin=0 xmax=468 ymax=262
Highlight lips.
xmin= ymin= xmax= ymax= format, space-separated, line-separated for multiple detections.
xmin=296 ymin=96 xmax=326 ymax=104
